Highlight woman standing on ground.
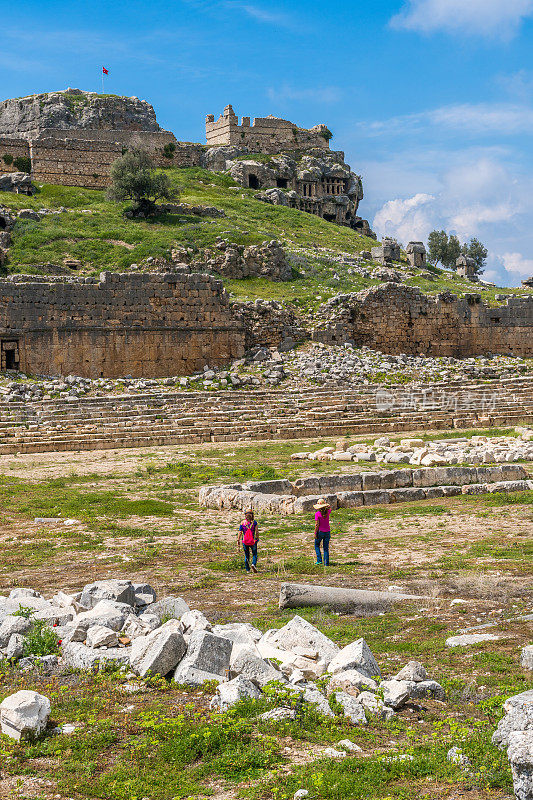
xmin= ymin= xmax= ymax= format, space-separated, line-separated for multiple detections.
xmin=313 ymin=498 xmax=331 ymax=566
xmin=238 ymin=510 xmax=259 ymax=573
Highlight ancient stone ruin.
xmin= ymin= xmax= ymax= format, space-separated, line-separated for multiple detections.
xmin=0 ymin=272 xmax=244 ymax=377
xmin=205 ymin=104 xmax=331 ymax=152
xmin=405 ymin=241 xmax=427 ymax=268
xmin=456 ymin=254 xmax=478 ymax=281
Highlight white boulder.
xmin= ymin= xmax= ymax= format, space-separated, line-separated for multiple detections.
xmin=0 ymin=690 xmax=50 ymax=741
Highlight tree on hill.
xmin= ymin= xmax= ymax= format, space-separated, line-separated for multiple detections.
xmin=427 ymin=230 xmax=461 ymax=268
xmin=461 ymin=237 xmax=488 ymax=275
xmin=107 ymin=149 xmax=177 ymax=216
xmin=427 ymin=230 xmax=487 ymax=273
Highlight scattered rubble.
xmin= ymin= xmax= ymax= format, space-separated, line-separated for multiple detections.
xmin=0 ymin=581 xmax=448 ymax=740
xmin=291 ymin=428 xmax=533 ymax=467
xmin=0 ymin=342 xmax=531 ymax=400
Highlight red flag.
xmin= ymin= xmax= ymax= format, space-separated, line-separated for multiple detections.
xmin=102 ymin=67 xmax=108 ymax=74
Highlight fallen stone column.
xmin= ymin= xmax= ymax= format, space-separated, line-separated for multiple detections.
xmin=279 ymin=582 xmax=428 ymax=613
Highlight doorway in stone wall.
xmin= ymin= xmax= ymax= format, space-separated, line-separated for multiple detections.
xmin=248 ymin=174 xmax=260 ymax=189
xmin=1 ymin=341 xmax=20 ymax=371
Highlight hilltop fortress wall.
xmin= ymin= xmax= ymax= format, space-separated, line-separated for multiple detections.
xmin=0 ymin=272 xmax=245 ymax=377
xmin=29 ymin=132 xmax=204 ymax=189
xmin=205 ymin=104 xmax=330 ymax=152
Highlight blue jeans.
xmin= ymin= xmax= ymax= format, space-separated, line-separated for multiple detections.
xmin=315 ymin=532 xmax=330 ymax=565
xmin=243 ymin=543 xmax=258 ymax=571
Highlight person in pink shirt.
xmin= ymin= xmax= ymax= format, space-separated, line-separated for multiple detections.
xmin=313 ymin=498 xmax=331 ymax=566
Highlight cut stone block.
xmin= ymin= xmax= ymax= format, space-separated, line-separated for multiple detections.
xmin=80 ymin=580 xmax=136 ymax=609
xmin=130 ymin=627 xmax=187 ymax=678
xmin=266 ymin=615 xmax=339 ymax=663
xmin=0 ymin=690 xmax=50 ymax=741
xmin=328 ymin=638 xmax=381 ymax=679
xmin=174 ymin=630 xmax=232 ymax=685
xmin=334 ymin=691 xmax=367 ymax=724
xmin=145 ymin=596 xmax=190 ymax=623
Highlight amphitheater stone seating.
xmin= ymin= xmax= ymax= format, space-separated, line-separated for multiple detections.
xmin=0 ymin=377 xmax=531 ymax=455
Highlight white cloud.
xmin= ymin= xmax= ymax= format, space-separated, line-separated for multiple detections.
xmin=373 ymin=193 xmax=436 ymax=242
xmin=391 ymin=0 xmax=533 ymax=39
xmin=501 ymin=251 xmax=533 ymax=276
xmin=360 ymin=102 xmax=533 ymax=137
xmin=267 ymin=84 xmax=342 ymax=104
xmin=224 ymin=2 xmax=294 ymax=26
xmin=370 ymin=156 xmax=528 ymax=286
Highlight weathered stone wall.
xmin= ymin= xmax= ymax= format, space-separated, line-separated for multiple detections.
xmin=206 ymin=105 xmax=330 ymax=153
xmin=31 ymin=136 xmax=123 ymax=188
xmin=232 ymin=300 xmax=308 ymax=351
xmin=313 ymin=284 xmax=533 ymax=358
xmin=0 ymin=272 xmax=245 ymax=377
xmin=0 ymin=138 xmax=30 ymax=173
xmin=30 ymin=133 xmax=204 ymax=189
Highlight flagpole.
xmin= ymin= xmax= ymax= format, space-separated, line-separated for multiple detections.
xmin=101 ymin=70 xmax=104 ymax=94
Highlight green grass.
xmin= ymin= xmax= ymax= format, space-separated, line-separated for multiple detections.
xmin=1 ymin=167 xmax=527 ymax=306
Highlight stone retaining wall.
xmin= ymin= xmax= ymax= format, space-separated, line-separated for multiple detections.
xmin=199 ymin=464 xmax=529 ymax=514
xmin=0 ymin=138 xmax=30 ymax=173
xmin=313 ymin=284 xmax=533 ymax=358
xmin=0 ymin=272 xmax=245 ymax=377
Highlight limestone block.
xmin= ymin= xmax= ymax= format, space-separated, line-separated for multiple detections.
xmin=212 ymin=676 xmax=262 ymax=709
xmin=521 ymin=646 xmax=533 ymax=671
xmin=393 ymin=660 xmax=427 ymax=682
xmin=0 ymin=616 xmax=32 ymax=648
xmin=361 ymin=473 xmax=381 ymax=490
xmin=266 ymin=615 xmax=339 ymax=663
xmin=85 ymin=625 xmax=119 ymax=649
xmin=230 ymin=645 xmax=283 ymax=687
xmin=130 ymin=627 xmax=187 ymax=678
xmin=380 ymin=680 xmax=410 ymax=709
xmin=0 ymin=690 xmax=50 ymax=741
xmin=80 ymin=579 xmax=136 ymax=609
xmin=144 ymin=596 xmax=190 ymax=624
xmin=327 ymin=669 xmax=378 ymax=694
xmin=61 ymin=642 xmax=131 ymax=670
xmin=362 ymin=490 xmax=390 ymax=506
xmin=328 ymin=638 xmax=381 ymax=679
xmin=334 ymin=691 xmax=367 ymax=724
xmin=389 ymin=488 xmax=426 ymax=503
xmin=336 ymin=491 xmax=364 ymax=508
xmin=174 ymin=630 xmax=232 ymax=685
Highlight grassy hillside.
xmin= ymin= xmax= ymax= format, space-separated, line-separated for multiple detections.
xmin=0 ymin=166 xmax=529 ymax=308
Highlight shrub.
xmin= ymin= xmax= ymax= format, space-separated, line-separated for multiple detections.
xmin=319 ymin=128 xmax=333 ymax=141
xmin=2 ymin=153 xmax=13 ymax=165
xmin=163 ymin=142 xmax=176 ymax=159
xmin=107 ymin=149 xmax=178 ymax=216
xmin=22 ymin=619 xmax=60 ymax=657
xmin=13 ymin=155 xmax=31 ymax=173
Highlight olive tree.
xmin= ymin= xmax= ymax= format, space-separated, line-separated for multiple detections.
xmin=107 ymin=149 xmax=177 ymax=216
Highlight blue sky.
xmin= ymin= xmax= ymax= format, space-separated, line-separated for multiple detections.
xmin=4 ymin=0 xmax=533 ymax=286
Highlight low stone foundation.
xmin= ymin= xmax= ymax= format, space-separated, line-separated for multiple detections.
xmin=199 ymin=464 xmax=530 ymax=515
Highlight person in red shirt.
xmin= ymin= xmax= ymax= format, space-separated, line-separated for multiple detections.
xmin=238 ymin=510 xmax=259 ymax=573
xmin=313 ymin=498 xmax=331 ymax=566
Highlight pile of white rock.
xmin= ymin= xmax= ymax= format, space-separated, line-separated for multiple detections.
xmin=292 ymin=429 xmax=533 ymax=467
xmin=0 ymin=580 xmax=444 ymax=740
xmin=280 ymin=344 xmax=532 ymax=387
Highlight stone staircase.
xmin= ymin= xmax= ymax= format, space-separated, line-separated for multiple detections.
xmin=0 ymin=376 xmax=532 ymax=455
